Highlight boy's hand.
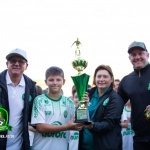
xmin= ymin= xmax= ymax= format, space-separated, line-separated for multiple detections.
xmin=66 ymin=117 xmax=84 ymax=131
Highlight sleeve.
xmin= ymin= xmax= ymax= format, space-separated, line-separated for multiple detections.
xmin=31 ymin=96 xmax=46 ymax=125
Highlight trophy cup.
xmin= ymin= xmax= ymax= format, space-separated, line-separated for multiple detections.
xmin=71 ymin=38 xmax=91 ymax=123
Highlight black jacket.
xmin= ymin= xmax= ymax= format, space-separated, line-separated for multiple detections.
xmin=0 ymin=70 xmax=37 ymax=150
xmin=118 ymin=64 xmax=150 ymax=142
xmin=79 ymin=87 xmax=124 ymax=150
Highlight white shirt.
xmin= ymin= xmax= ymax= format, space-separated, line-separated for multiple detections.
xmin=6 ymin=71 xmax=25 ymax=150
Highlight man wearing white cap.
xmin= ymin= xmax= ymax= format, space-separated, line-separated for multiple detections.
xmin=0 ymin=48 xmax=37 ymax=150
xmin=118 ymin=41 xmax=150 ymax=150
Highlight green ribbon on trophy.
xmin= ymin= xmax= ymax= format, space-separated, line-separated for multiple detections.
xmin=71 ymin=38 xmax=91 ymax=123
xmin=0 ymin=104 xmax=12 ymax=132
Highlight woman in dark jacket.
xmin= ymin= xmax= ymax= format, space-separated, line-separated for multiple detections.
xmin=79 ymin=65 xmax=124 ymax=150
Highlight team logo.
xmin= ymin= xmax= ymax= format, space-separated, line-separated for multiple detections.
xmin=70 ymin=131 xmax=79 ymax=140
xmin=52 ymin=121 xmax=62 ymax=126
xmin=64 ymin=110 xmax=68 ymax=118
xmin=147 ymin=82 xmax=150 ymax=90
xmin=42 ymin=121 xmax=66 ymax=138
xmin=103 ymin=98 xmax=109 ymax=106
xmin=44 ymin=99 xmax=49 ymax=105
xmin=22 ymin=94 xmax=32 ymax=102
xmin=0 ymin=104 xmax=12 ymax=132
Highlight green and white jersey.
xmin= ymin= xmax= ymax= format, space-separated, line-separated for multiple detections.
xmin=69 ymin=131 xmax=79 ymax=150
xmin=121 ymin=106 xmax=134 ymax=150
xmin=31 ymin=94 xmax=75 ymax=150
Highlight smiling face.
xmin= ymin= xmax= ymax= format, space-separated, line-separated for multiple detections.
xmin=129 ymin=48 xmax=149 ymax=70
xmin=94 ymin=69 xmax=113 ymax=91
xmin=45 ymin=75 xmax=65 ymax=94
xmin=6 ymin=55 xmax=28 ymax=77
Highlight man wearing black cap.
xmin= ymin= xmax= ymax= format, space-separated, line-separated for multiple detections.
xmin=0 ymin=48 xmax=37 ymax=150
xmin=118 ymin=41 xmax=150 ymax=150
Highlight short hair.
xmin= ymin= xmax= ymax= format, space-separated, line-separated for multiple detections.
xmin=115 ymin=79 xmax=120 ymax=82
xmin=93 ymin=64 xmax=114 ymax=87
xmin=36 ymin=85 xmax=43 ymax=95
xmin=45 ymin=66 xmax=64 ymax=80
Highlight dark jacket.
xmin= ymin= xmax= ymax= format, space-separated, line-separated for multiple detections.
xmin=79 ymin=87 xmax=124 ymax=150
xmin=0 ymin=70 xmax=37 ymax=150
xmin=118 ymin=64 xmax=150 ymax=142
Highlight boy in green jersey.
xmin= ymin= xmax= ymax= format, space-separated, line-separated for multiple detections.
xmin=69 ymin=87 xmax=80 ymax=150
xmin=31 ymin=66 xmax=88 ymax=150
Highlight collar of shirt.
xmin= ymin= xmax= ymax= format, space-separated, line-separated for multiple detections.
xmin=6 ymin=71 xmax=25 ymax=87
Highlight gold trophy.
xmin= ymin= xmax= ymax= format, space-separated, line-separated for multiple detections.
xmin=71 ymin=38 xmax=91 ymax=123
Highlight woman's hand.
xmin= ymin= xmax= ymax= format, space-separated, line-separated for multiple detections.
xmin=84 ymin=122 xmax=94 ymax=130
xmin=82 ymin=92 xmax=89 ymax=107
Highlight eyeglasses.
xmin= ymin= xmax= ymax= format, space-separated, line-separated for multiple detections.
xmin=8 ymin=59 xmax=27 ymax=65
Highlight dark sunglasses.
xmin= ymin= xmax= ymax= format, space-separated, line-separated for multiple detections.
xmin=8 ymin=59 xmax=27 ymax=65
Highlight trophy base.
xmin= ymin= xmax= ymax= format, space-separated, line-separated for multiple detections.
xmin=74 ymin=108 xmax=91 ymax=124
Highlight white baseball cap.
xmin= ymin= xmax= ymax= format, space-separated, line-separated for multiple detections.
xmin=6 ymin=48 xmax=28 ymax=61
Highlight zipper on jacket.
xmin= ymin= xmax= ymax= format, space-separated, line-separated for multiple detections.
xmin=138 ymin=70 xmax=141 ymax=77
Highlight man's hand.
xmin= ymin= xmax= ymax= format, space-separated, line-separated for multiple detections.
xmin=144 ymin=105 xmax=150 ymax=120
